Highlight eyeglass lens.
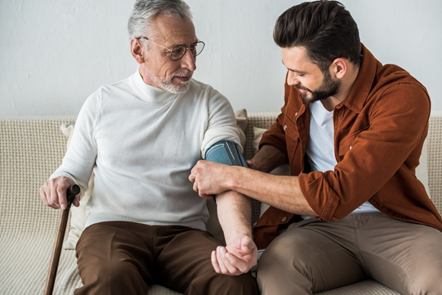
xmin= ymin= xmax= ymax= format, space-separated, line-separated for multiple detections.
xmin=171 ymin=42 xmax=204 ymax=60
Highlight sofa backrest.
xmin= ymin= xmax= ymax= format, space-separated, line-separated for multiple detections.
xmin=1 ymin=113 xmax=441 ymax=234
xmin=427 ymin=112 xmax=442 ymax=213
xmin=0 ymin=117 xmax=76 ymax=239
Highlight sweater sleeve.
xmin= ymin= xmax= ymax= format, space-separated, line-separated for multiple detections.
xmin=201 ymin=88 xmax=241 ymax=157
xmin=50 ymin=91 xmax=99 ymax=197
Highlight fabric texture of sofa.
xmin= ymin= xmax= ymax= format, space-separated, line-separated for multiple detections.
xmin=1 ymin=111 xmax=441 ymax=295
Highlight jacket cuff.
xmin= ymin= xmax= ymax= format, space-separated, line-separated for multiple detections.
xmin=298 ymin=172 xmax=340 ymax=221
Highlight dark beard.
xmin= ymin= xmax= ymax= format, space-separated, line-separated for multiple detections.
xmin=297 ymin=70 xmax=341 ymax=103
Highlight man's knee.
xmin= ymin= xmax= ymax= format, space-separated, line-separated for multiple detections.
xmin=76 ymin=258 xmax=149 ymax=295
xmin=256 ymin=231 xmax=324 ymax=295
xmin=258 ymin=231 xmax=310 ymax=273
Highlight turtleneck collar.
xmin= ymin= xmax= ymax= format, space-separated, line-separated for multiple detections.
xmin=130 ymin=67 xmax=179 ymax=104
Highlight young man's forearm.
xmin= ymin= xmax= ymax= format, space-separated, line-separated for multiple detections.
xmin=190 ymin=144 xmax=316 ymax=217
xmin=227 ymin=166 xmax=316 ymax=216
xmin=244 ymin=145 xmax=316 ymax=216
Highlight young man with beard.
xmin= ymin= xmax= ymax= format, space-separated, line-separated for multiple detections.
xmin=39 ymin=0 xmax=258 ymax=294
xmin=189 ymin=1 xmax=442 ymax=294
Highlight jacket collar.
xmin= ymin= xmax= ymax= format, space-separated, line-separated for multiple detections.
xmin=336 ymin=44 xmax=379 ymax=113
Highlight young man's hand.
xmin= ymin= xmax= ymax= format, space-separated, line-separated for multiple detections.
xmin=189 ymin=160 xmax=233 ymax=198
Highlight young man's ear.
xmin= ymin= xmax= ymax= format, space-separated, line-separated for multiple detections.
xmin=131 ymin=38 xmax=145 ymax=64
xmin=331 ymin=58 xmax=348 ymax=79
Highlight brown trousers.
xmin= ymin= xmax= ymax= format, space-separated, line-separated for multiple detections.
xmin=257 ymin=213 xmax=442 ymax=295
xmin=75 ymin=221 xmax=258 ymax=295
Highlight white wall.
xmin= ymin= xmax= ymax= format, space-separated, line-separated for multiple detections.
xmin=1 ymin=0 xmax=441 ymax=116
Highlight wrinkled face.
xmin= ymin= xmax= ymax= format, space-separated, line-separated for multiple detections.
xmin=140 ymin=15 xmax=198 ymax=93
xmin=281 ymin=46 xmax=340 ymax=103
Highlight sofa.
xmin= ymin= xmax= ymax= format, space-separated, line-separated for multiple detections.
xmin=1 ymin=111 xmax=441 ymax=295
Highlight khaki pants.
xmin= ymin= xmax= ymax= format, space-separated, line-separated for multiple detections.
xmin=75 ymin=221 xmax=258 ymax=295
xmin=257 ymin=213 xmax=442 ymax=295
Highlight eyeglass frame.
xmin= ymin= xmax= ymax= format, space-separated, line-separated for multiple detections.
xmin=138 ymin=36 xmax=205 ymax=61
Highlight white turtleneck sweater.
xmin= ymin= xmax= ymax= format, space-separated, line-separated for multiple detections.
xmin=51 ymin=70 xmax=241 ymax=231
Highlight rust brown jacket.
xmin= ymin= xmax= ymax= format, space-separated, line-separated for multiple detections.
xmin=253 ymin=44 xmax=442 ymax=249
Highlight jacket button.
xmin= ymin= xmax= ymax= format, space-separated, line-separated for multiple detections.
xmin=283 ymin=125 xmax=287 ymax=131
xmin=295 ymin=112 xmax=298 ymax=117
xmin=349 ymin=145 xmax=353 ymax=150
xmin=281 ymin=217 xmax=287 ymax=222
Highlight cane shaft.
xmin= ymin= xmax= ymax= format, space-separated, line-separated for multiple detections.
xmin=44 ymin=185 xmax=80 ymax=295
xmin=44 ymin=208 xmax=70 ymax=295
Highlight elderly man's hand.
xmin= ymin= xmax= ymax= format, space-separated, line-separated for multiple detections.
xmin=211 ymin=235 xmax=258 ymax=276
xmin=40 ymin=176 xmax=80 ymax=210
xmin=189 ymin=160 xmax=233 ymax=198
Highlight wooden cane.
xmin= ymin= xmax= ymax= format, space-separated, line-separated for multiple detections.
xmin=44 ymin=185 xmax=80 ymax=295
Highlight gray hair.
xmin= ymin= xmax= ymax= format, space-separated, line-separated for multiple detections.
xmin=127 ymin=0 xmax=193 ymax=40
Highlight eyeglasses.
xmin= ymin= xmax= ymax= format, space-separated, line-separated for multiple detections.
xmin=140 ymin=37 xmax=205 ymax=61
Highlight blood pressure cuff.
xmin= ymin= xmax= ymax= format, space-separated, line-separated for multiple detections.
xmin=205 ymin=141 xmax=248 ymax=167
xmin=205 ymin=141 xmax=248 ymax=201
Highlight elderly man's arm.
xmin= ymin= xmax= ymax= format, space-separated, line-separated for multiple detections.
xmin=211 ymin=191 xmax=257 ymax=276
xmin=202 ymin=141 xmax=257 ymax=275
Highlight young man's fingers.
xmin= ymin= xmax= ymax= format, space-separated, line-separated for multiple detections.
xmin=211 ymin=251 xmax=221 ymax=273
xmin=215 ymin=247 xmax=230 ymax=274
xmin=192 ymin=181 xmax=198 ymax=193
xmin=226 ymin=252 xmax=249 ymax=274
xmin=217 ymin=247 xmax=241 ymax=275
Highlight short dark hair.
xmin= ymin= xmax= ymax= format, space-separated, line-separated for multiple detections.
xmin=273 ymin=0 xmax=361 ymax=71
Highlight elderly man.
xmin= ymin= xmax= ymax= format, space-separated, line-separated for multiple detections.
xmin=189 ymin=1 xmax=442 ymax=294
xmin=39 ymin=0 xmax=258 ymax=294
